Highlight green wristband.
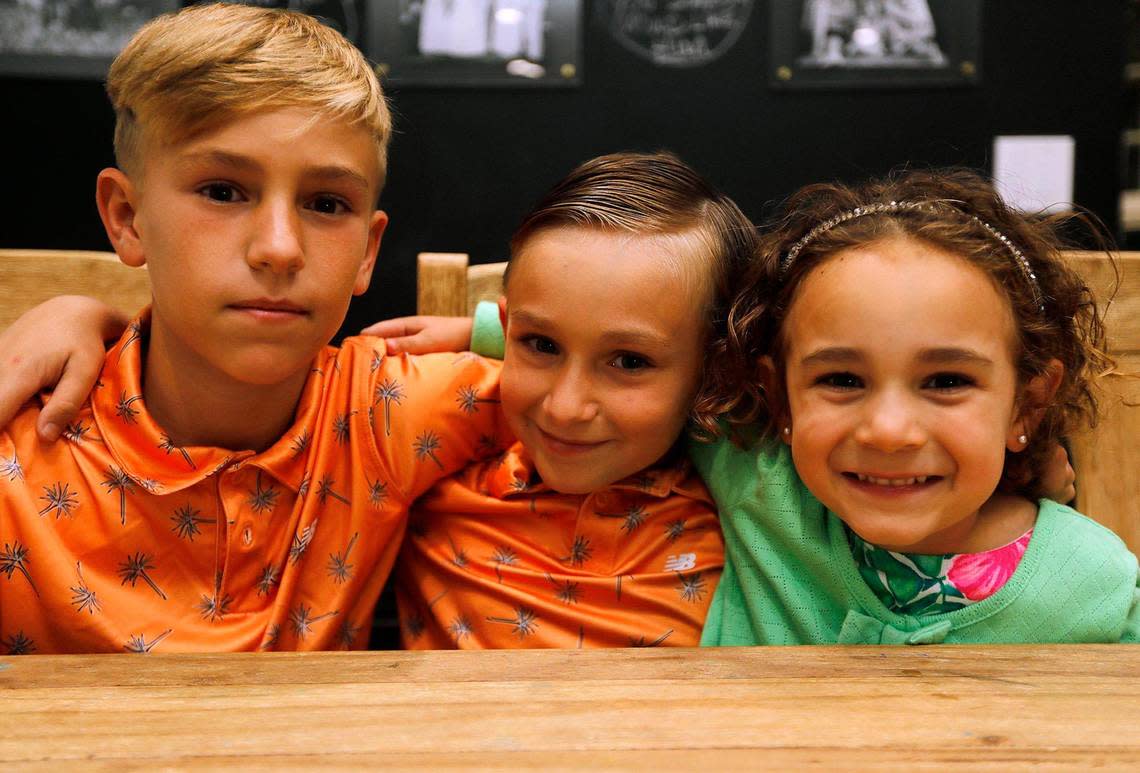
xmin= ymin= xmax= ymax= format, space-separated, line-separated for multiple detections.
xmin=470 ymin=300 xmax=505 ymax=359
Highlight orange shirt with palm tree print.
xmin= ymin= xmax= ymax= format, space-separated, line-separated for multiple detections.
xmin=396 ymin=441 xmax=723 ymax=649
xmin=0 ymin=315 xmax=508 ymax=654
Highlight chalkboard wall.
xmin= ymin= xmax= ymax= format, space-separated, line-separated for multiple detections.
xmin=1 ymin=1 xmax=1125 ymax=338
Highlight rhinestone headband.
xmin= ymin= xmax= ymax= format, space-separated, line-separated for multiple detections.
xmin=778 ymin=200 xmax=1045 ymax=311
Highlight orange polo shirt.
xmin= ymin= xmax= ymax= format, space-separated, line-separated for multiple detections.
xmin=0 ymin=315 xmax=507 ymax=654
xmin=395 ymin=441 xmax=724 ymax=648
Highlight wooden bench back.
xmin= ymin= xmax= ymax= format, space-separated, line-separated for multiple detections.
xmin=1066 ymin=251 xmax=1140 ymax=553
xmin=0 ymin=249 xmax=151 ymax=331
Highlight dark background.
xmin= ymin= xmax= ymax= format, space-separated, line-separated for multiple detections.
xmin=1 ymin=1 xmax=1127 ymax=339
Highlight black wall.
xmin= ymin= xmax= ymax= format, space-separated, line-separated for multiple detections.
xmin=2 ymin=1 xmax=1125 ymax=338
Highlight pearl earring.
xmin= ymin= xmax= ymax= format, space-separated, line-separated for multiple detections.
xmin=783 ymin=426 xmax=791 ymax=436
xmin=1018 ymin=434 xmax=1028 ymax=445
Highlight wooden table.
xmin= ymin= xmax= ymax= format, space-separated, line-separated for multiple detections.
xmin=2 ymin=645 xmax=1139 ymax=770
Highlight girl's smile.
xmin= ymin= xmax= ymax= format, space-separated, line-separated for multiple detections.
xmin=780 ymin=235 xmax=1033 ymax=554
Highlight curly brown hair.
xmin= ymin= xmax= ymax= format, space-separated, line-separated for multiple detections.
xmin=712 ymin=167 xmax=1116 ymax=494
xmin=507 ymin=151 xmax=760 ymax=439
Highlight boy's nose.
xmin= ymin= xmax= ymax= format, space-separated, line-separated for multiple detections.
xmin=247 ymin=201 xmax=304 ymax=274
xmin=541 ymin=365 xmax=599 ymax=425
xmin=853 ymin=390 xmax=926 ymax=452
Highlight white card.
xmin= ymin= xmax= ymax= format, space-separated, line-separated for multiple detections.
xmin=992 ymin=135 xmax=1075 ymax=213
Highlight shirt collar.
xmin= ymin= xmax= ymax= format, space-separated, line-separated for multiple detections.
xmin=89 ymin=309 xmax=331 ymax=496
xmin=486 ymin=441 xmax=702 ymax=500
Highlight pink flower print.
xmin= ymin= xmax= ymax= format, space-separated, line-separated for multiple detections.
xmin=946 ymin=530 xmax=1033 ymax=601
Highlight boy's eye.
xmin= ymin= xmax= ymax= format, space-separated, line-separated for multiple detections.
xmin=200 ymin=183 xmax=244 ymax=203
xmin=922 ymin=372 xmax=975 ymax=390
xmin=610 ymin=352 xmax=652 ymax=371
xmin=522 ymin=335 xmax=559 ymax=356
xmin=308 ymin=195 xmax=350 ymax=215
xmin=816 ymin=372 xmax=862 ymax=390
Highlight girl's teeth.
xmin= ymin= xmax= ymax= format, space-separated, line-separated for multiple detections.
xmin=855 ymin=474 xmax=928 ymax=486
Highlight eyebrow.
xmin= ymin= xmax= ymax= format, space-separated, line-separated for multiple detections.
xmin=800 ymin=346 xmax=995 ymax=367
xmin=509 ymin=309 xmax=673 ymax=350
xmin=177 ymin=150 xmax=371 ymax=193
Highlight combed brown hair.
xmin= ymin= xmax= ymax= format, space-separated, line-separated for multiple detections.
xmin=106 ymin=3 xmax=390 ymax=188
xmin=712 ymin=167 xmax=1116 ymax=494
xmin=507 ymin=151 xmax=759 ymax=439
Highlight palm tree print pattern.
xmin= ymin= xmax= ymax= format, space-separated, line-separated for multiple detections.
xmin=562 ymin=535 xmax=592 ymax=566
xmin=413 ymin=430 xmax=445 ymax=470
xmin=289 ymin=521 xmax=319 ymax=564
xmin=290 ymin=429 xmax=311 ymax=458
xmin=374 ymin=378 xmax=404 ymax=436
xmin=158 ymin=434 xmax=195 ymax=469
xmin=630 ymin=629 xmax=673 ymax=647
xmin=546 ymin=573 xmax=581 ymax=604
xmin=247 ymin=471 xmax=280 ymax=514
xmin=114 ymin=392 xmax=144 ymax=423
xmin=255 ymin=563 xmax=280 ymax=596
xmin=171 ymin=504 xmax=214 ymax=541
xmin=317 ymin=477 xmax=349 ymax=506
xmin=70 ymin=561 xmax=100 ymax=614
xmin=118 ymin=552 xmax=168 ymax=600
xmin=367 ymin=478 xmax=388 ymax=508
xmin=327 ymin=532 xmax=359 ymax=584
xmin=100 ymin=466 xmax=136 ymax=525
xmin=455 ymin=385 xmax=500 ymax=414
xmin=448 ymin=614 xmax=474 ymax=643
xmin=333 ymin=411 xmax=356 ymax=445
xmin=486 ymin=606 xmax=538 ymax=638
xmin=124 ymin=628 xmax=173 ymax=653
xmin=0 ymin=453 xmax=23 ymax=482
xmin=0 ymin=541 xmax=38 ymax=596
xmin=38 ymin=482 xmax=79 ymax=518
xmin=676 ymin=572 xmax=707 ymax=603
xmin=289 ymin=603 xmax=338 ymax=640
xmin=596 ymin=504 xmax=647 ymax=534
xmin=198 ymin=591 xmax=233 ymax=621
xmin=62 ymin=421 xmax=99 ymax=444
xmin=3 ymin=631 xmax=36 ymax=655
xmin=490 ymin=545 xmax=518 ymax=583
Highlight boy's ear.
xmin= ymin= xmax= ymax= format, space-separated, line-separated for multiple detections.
xmin=1007 ymin=358 xmax=1064 ymax=451
xmin=96 ymin=168 xmax=145 ymax=268
xmin=497 ymin=295 xmax=508 ymax=331
xmin=353 ymin=209 xmax=388 ymax=295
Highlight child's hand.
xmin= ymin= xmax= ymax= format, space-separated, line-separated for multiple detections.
xmin=1035 ymin=443 xmax=1077 ymax=504
xmin=0 ymin=296 xmax=125 ymax=441
xmin=361 ymin=315 xmax=474 ymax=355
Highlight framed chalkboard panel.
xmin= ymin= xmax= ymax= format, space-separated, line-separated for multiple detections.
xmin=598 ymin=0 xmax=754 ymax=68
xmin=367 ymin=0 xmax=582 ymax=87
xmin=769 ymin=0 xmax=981 ymax=89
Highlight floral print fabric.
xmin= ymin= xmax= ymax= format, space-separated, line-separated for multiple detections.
xmin=848 ymin=527 xmax=1033 ymax=615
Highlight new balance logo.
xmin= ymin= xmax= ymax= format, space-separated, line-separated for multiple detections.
xmin=664 ymin=553 xmax=696 ymax=572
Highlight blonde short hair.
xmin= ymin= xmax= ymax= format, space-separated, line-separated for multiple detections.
xmin=106 ymin=3 xmax=390 ymax=189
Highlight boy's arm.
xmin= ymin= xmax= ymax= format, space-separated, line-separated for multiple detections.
xmin=0 ymin=296 xmax=124 ymax=440
xmin=361 ymin=300 xmax=504 ymax=358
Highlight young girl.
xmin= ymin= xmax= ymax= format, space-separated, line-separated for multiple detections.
xmin=0 ymin=152 xmax=755 ymax=648
xmin=695 ymin=168 xmax=1140 ymax=645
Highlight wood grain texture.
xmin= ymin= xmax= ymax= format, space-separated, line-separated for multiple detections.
xmin=0 ymin=249 xmax=151 ymax=330
xmin=465 ymin=261 xmax=509 ymax=315
xmin=2 ymin=646 xmax=1138 ymax=769
xmin=1066 ymin=252 xmax=1140 ymax=553
xmin=416 ymin=252 xmax=469 ymax=317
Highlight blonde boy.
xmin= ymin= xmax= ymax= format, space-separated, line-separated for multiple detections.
xmin=0 ymin=3 xmax=507 ymax=654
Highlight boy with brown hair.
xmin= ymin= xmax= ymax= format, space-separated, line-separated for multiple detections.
xmin=0 ymin=3 xmax=507 ymax=654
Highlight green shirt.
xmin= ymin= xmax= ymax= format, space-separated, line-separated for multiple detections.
xmin=690 ymin=436 xmax=1140 ymax=645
